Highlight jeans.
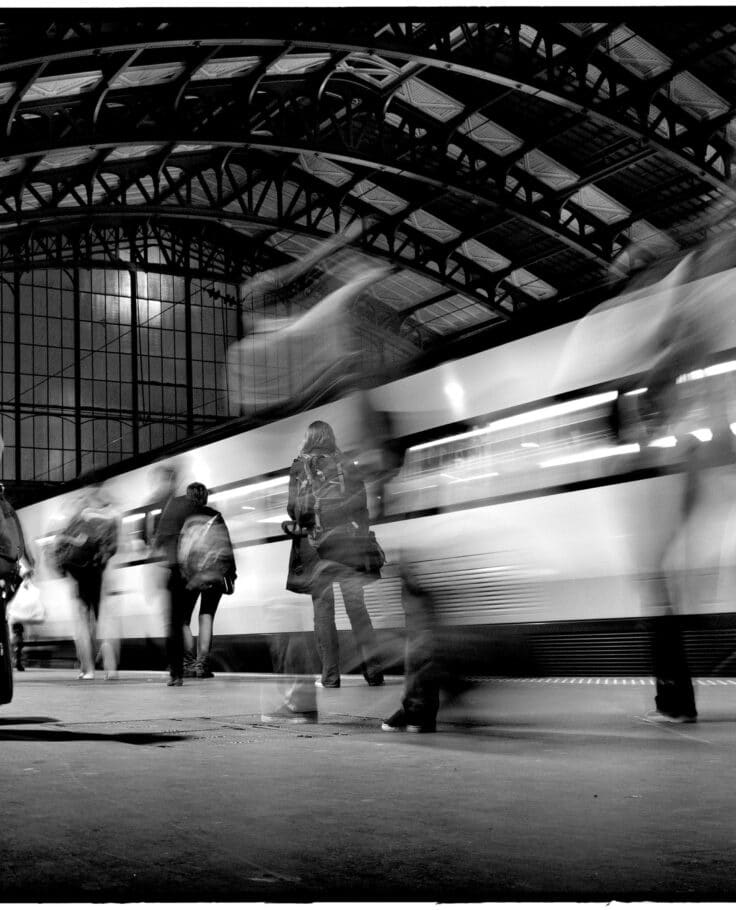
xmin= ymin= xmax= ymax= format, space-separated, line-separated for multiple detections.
xmin=311 ymin=567 xmax=384 ymax=686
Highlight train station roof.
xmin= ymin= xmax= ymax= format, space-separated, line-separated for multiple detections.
xmin=0 ymin=8 xmax=735 ymax=357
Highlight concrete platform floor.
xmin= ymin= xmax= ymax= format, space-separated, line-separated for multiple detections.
xmin=2 ymin=669 xmax=736 ymax=902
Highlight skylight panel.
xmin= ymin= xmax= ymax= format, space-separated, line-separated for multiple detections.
xmin=666 ymin=72 xmax=729 ymax=120
xmin=349 ymin=180 xmax=407 ymax=215
xmin=567 ymin=185 xmax=630 ymax=224
xmin=505 ymin=269 xmax=556 ymax=300
xmin=458 ymin=114 xmax=523 ymax=156
xmin=0 ymin=83 xmax=15 ymax=104
xmin=519 ymin=150 xmax=578 ymax=190
xmin=405 ymin=210 xmax=461 ymax=243
xmin=267 ymin=54 xmax=332 ymax=76
xmin=24 ymin=71 xmax=102 ymax=101
xmin=394 ymin=78 xmax=464 ymax=122
xmin=459 ymin=240 xmax=511 ymax=273
xmin=36 ymin=147 xmax=97 ymax=170
xmin=603 ymin=26 xmax=671 ymax=79
xmin=110 ymin=63 xmax=185 ymax=90
xmin=298 ymin=153 xmax=353 ymax=186
xmin=107 ymin=144 xmax=164 ymax=162
xmin=192 ymin=57 xmax=260 ymax=81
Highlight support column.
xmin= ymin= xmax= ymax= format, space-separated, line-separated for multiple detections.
xmin=130 ymin=269 xmax=139 ymax=457
xmin=184 ymin=274 xmax=193 ymax=436
xmin=72 ymin=267 xmax=82 ymax=478
xmin=12 ymin=271 xmax=21 ymax=482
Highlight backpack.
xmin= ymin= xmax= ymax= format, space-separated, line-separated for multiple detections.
xmin=296 ymin=452 xmax=351 ymax=546
xmin=178 ymin=512 xmax=235 ymax=593
xmin=54 ymin=510 xmax=117 ymax=574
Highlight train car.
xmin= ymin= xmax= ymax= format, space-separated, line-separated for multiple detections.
xmin=14 ymin=258 xmax=736 ymax=677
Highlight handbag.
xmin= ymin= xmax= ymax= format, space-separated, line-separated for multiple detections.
xmin=7 ymin=579 xmax=45 ymax=624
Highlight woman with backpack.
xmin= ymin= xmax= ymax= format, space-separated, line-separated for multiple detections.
xmin=285 ymin=419 xmax=385 ymax=689
xmin=154 ymin=482 xmax=236 ymax=685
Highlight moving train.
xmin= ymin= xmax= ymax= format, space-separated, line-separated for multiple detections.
xmin=13 ymin=255 xmax=736 ymax=677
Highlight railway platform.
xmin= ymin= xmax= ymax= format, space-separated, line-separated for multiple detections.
xmin=2 ymin=669 xmax=736 ymax=903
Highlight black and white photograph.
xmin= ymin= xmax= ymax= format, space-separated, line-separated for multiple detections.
xmin=0 ymin=2 xmax=734 ymax=904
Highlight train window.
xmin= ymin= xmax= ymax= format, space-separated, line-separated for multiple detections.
xmin=207 ymin=475 xmax=290 ymax=542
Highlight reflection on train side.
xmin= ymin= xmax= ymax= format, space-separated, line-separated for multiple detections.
xmin=103 ymin=356 xmax=736 ymax=559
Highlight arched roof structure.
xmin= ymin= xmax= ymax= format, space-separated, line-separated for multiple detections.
xmin=2 ymin=9 xmax=735 ymax=353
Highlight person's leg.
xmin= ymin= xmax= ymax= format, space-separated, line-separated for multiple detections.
xmin=76 ymin=569 xmax=103 ymax=677
xmin=311 ymin=575 xmax=341 ymax=687
xmin=340 ymin=573 xmax=384 ymax=685
xmin=195 ymin=589 xmax=221 ymax=677
xmin=165 ymin=569 xmax=193 ymax=684
xmin=11 ymin=621 xmax=24 ymax=671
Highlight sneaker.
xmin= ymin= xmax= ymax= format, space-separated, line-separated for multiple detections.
xmin=195 ymin=661 xmax=215 ymax=679
xmin=166 ymin=676 xmax=183 ymax=687
xmin=645 ymin=709 xmax=696 ymax=724
xmin=261 ymin=702 xmax=318 ymax=724
xmin=315 ymin=679 xmax=339 ymax=688
xmin=367 ymin=677 xmax=385 ymax=687
xmin=381 ymin=709 xmax=407 ymax=732
xmin=77 ymin=672 xmax=95 ymax=680
xmin=407 ymin=721 xmax=437 ymax=734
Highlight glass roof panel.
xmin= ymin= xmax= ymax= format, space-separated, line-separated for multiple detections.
xmin=24 ymin=71 xmax=102 ymax=101
xmin=459 ymin=240 xmax=511 ymax=272
xmin=567 ymin=185 xmax=629 ymax=224
xmin=667 ymin=72 xmax=729 ymax=120
xmin=36 ymin=147 xmax=97 ymax=170
xmin=172 ymin=144 xmax=215 ymax=155
xmin=0 ymin=158 xmax=23 ymax=178
xmin=298 ymin=153 xmax=353 ymax=186
xmin=458 ymin=114 xmax=523 ymax=156
xmin=110 ymin=63 xmax=186 ymax=90
xmin=505 ymin=269 xmax=556 ymax=300
xmin=394 ymin=77 xmax=464 ymax=122
xmin=604 ymin=26 xmax=671 ymax=79
xmin=350 ymin=180 xmax=407 ymax=214
xmin=519 ymin=150 xmax=578 ymax=190
xmin=107 ymin=144 xmax=164 ymax=162
xmin=267 ymin=54 xmax=332 ymax=76
xmin=191 ymin=57 xmax=260 ymax=81
xmin=405 ymin=210 xmax=461 ymax=243
xmin=0 ymin=82 xmax=16 ymax=104
xmin=339 ymin=53 xmax=401 ymax=86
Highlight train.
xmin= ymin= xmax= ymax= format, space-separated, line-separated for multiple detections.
xmin=12 ymin=255 xmax=736 ymax=678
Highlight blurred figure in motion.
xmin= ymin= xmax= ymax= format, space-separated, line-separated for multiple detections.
xmin=53 ymin=483 xmax=119 ymax=680
xmin=284 ymin=419 xmax=385 ymax=690
xmin=155 ymin=482 xmax=236 ymax=685
xmin=0 ymin=483 xmax=37 ymax=672
xmin=228 ymin=218 xmax=391 ymax=419
xmin=612 ymin=229 xmax=736 ymax=722
xmin=145 ymin=463 xmax=179 ymax=547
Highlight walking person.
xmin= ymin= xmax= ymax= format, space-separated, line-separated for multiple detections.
xmin=285 ymin=419 xmax=385 ymax=688
xmin=52 ymin=483 xmax=119 ymax=680
xmin=154 ymin=482 xmax=236 ymax=685
xmin=0 ymin=483 xmax=38 ymax=672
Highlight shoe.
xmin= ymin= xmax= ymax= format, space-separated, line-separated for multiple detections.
xmin=315 ymin=679 xmax=340 ymax=688
xmin=167 ymin=677 xmax=183 ymax=687
xmin=77 ymin=672 xmax=95 ymax=680
xmin=261 ymin=702 xmax=318 ymax=724
xmin=367 ymin=677 xmax=385 ymax=687
xmin=645 ymin=710 xmax=697 ymax=724
xmin=407 ymin=721 xmax=437 ymax=734
xmin=15 ymin=664 xmax=24 ymax=672
xmin=195 ymin=661 xmax=214 ymax=679
xmin=104 ymin=672 xmax=119 ymax=681
xmin=381 ymin=709 xmax=407 ymax=732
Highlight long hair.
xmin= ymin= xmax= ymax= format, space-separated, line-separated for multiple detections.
xmin=300 ymin=420 xmax=337 ymax=454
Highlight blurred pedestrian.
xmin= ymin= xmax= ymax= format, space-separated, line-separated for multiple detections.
xmin=0 ymin=483 xmax=37 ymax=672
xmin=285 ymin=419 xmax=385 ymax=688
xmin=52 ymin=483 xmax=119 ymax=680
xmin=154 ymin=482 xmax=236 ymax=685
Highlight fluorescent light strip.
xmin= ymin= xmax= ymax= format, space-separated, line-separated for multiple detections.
xmin=208 ymin=476 xmax=289 ymax=502
xmin=122 ymin=512 xmax=146 ymax=524
xmin=648 ymin=436 xmax=677 ymax=448
xmin=540 ymin=443 xmax=640 ymax=468
xmin=409 ymin=391 xmax=618 ymax=453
